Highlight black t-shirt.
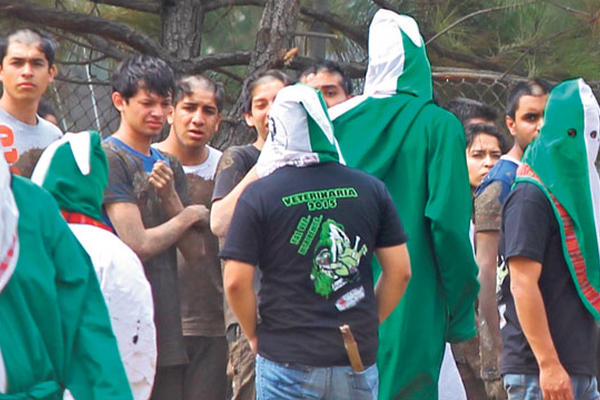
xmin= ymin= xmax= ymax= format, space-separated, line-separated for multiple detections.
xmin=212 ymin=144 xmax=260 ymax=203
xmin=220 ymin=163 xmax=407 ymax=367
xmin=498 ymin=182 xmax=597 ymax=376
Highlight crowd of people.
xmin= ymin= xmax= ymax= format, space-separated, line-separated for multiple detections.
xmin=1 ymin=7 xmax=600 ymax=400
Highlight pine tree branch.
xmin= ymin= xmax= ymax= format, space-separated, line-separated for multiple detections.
xmin=0 ymin=0 xmax=168 ymax=60
xmin=89 ymin=0 xmax=160 ymax=14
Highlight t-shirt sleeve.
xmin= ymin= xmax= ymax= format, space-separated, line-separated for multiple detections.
xmin=212 ymin=147 xmax=249 ymax=202
xmin=219 ymin=190 xmax=263 ymax=265
xmin=502 ymin=182 xmax=554 ymax=263
xmin=474 ymin=180 xmax=504 ymax=232
xmin=376 ymin=182 xmax=408 ymax=247
xmin=103 ymin=144 xmax=136 ymax=204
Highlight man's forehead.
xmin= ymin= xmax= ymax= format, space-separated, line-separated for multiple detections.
xmin=304 ymin=70 xmax=344 ymax=88
xmin=5 ymin=41 xmax=46 ymax=60
xmin=178 ymin=88 xmax=218 ymax=108
xmin=517 ymin=94 xmax=547 ymax=113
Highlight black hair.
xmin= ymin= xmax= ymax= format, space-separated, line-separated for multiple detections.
xmin=465 ymin=123 xmax=508 ymax=153
xmin=506 ymin=78 xmax=552 ymax=119
xmin=241 ymin=69 xmax=293 ymax=114
xmin=173 ymin=75 xmax=225 ymax=112
xmin=0 ymin=29 xmax=57 ymax=66
xmin=445 ymin=97 xmax=497 ymax=125
xmin=111 ymin=56 xmax=175 ymax=101
xmin=37 ymin=98 xmax=56 ymax=118
xmin=298 ymin=60 xmax=353 ymax=95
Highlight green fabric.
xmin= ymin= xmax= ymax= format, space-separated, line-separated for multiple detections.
xmin=0 ymin=176 xmax=132 ymax=399
xmin=516 ymin=78 xmax=600 ymax=320
xmin=333 ymin=10 xmax=479 ymax=399
xmin=38 ymin=131 xmax=108 ymax=221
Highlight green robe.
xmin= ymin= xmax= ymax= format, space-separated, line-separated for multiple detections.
xmin=0 ymin=176 xmax=132 ymax=400
xmin=332 ymin=10 xmax=479 ymax=399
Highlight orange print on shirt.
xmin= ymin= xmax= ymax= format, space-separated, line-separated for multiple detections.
xmin=0 ymin=124 xmax=18 ymax=165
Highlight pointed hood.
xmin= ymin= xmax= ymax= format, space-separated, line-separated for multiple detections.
xmin=31 ymin=131 xmax=108 ymax=222
xmin=516 ymin=78 xmax=600 ymax=319
xmin=363 ymin=9 xmax=432 ymax=99
xmin=0 ymin=154 xmax=19 ymax=293
xmin=256 ymin=83 xmax=344 ymax=177
xmin=331 ymin=8 xmax=434 ymax=178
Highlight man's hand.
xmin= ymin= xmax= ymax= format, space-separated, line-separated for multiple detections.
xmin=183 ymin=204 xmax=210 ymax=229
xmin=149 ymin=160 xmax=175 ymax=197
xmin=247 ymin=335 xmax=258 ymax=355
xmin=539 ymin=362 xmax=573 ymax=400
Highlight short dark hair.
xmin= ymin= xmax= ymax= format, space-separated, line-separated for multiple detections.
xmin=37 ymin=98 xmax=56 ymax=118
xmin=0 ymin=29 xmax=57 ymax=66
xmin=111 ymin=56 xmax=175 ymax=101
xmin=465 ymin=123 xmax=508 ymax=153
xmin=298 ymin=60 xmax=353 ymax=95
xmin=506 ymin=78 xmax=552 ymax=119
xmin=242 ymin=69 xmax=293 ymax=114
xmin=174 ymin=75 xmax=225 ymax=112
xmin=445 ymin=97 xmax=497 ymax=125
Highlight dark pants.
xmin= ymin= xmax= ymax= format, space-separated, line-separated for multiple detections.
xmin=183 ymin=335 xmax=228 ymax=400
xmin=152 ymin=365 xmax=184 ymax=400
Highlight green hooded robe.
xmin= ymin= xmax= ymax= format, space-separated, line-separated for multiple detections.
xmin=0 ymin=175 xmax=132 ymax=399
xmin=515 ymin=78 xmax=600 ymax=321
xmin=331 ymin=10 xmax=479 ymax=399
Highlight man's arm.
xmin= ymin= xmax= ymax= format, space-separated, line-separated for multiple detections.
xmin=106 ymin=202 xmax=203 ymax=262
xmin=476 ymin=231 xmax=502 ymax=357
xmin=374 ymin=244 xmax=411 ymax=323
xmin=223 ymin=259 xmax=257 ymax=353
xmin=149 ymin=160 xmax=209 ymax=262
xmin=210 ymin=166 xmax=258 ymax=239
xmin=509 ymin=256 xmax=573 ymax=400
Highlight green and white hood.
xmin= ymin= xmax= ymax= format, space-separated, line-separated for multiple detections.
xmin=0 ymin=154 xmax=18 ymax=293
xmin=516 ymin=78 xmax=600 ymax=320
xmin=31 ymin=130 xmax=108 ymax=222
xmin=256 ymin=83 xmax=344 ymax=177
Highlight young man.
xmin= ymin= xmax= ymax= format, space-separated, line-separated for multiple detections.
xmin=0 ymin=145 xmax=132 ymax=399
xmin=499 ymin=78 xmax=600 ymax=399
xmin=299 ymin=60 xmax=352 ymax=108
xmin=0 ymin=29 xmax=61 ymax=175
xmin=102 ymin=56 xmax=208 ymax=400
xmin=32 ymin=131 xmax=157 ymax=400
xmin=211 ymin=69 xmax=291 ymax=400
xmin=474 ymin=78 xmax=551 ymax=395
xmin=222 ymin=84 xmax=411 ymax=400
xmin=154 ymin=75 xmax=226 ymax=400
xmin=331 ymin=10 xmax=480 ymax=399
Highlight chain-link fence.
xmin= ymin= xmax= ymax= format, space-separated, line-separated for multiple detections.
xmin=44 ymin=59 xmax=600 ymax=146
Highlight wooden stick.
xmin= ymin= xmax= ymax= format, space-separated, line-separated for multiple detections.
xmin=339 ymin=324 xmax=365 ymax=372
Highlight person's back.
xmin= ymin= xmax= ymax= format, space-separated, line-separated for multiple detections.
xmin=332 ymin=10 xmax=479 ymax=399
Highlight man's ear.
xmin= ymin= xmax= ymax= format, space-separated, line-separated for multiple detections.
xmin=505 ymin=115 xmax=517 ymax=137
xmin=167 ymin=105 xmax=175 ymax=125
xmin=215 ymin=113 xmax=222 ymax=131
xmin=243 ymin=112 xmax=255 ymax=128
xmin=112 ymin=92 xmax=125 ymax=112
xmin=48 ymin=65 xmax=56 ymax=83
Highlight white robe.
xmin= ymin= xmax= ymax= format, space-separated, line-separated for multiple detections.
xmin=68 ymin=223 xmax=156 ymax=400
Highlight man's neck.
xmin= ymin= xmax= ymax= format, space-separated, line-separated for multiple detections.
xmin=155 ymin=134 xmax=209 ymax=166
xmin=253 ymin=135 xmax=266 ymax=151
xmin=112 ymin=124 xmax=153 ymax=156
xmin=0 ymin=95 xmax=39 ymax=125
xmin=506 ymin=144 xmax=524 ymax=161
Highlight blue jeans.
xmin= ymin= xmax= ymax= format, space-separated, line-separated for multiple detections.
xmin=255 ymin=354 xmax=378 ymax=400
xmin=504 ymin=374 xmax=600 ymax=400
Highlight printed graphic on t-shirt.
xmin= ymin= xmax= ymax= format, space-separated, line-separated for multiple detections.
xmin=497 ymin=254 xmax=509 ymax=329
xmin=311 ymin=219 xmax=367 ymax=298
xmin=1 ymin=125 xmax=18 ymax=173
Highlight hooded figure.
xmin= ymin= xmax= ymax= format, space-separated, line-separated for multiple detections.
xmin=31 ymin=131 xmax=156 ymax=400
xmin=0 ymin=143 xmax=132 ymax=399
xmin=332 ymin=10 xmax=479 ymax=399
xmin=222 ymin=84 xmax=411 ymax=399
xmin=514 ymin=78 xmax=600 ymax=318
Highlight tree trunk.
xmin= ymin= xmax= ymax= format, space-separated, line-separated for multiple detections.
xmin=161 ymin=0 xmax=205 ymax=65
xmin=213 ymin=0 xmax=300 ymax=149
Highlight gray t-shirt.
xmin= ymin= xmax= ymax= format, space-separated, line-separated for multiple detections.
xmin=0 ymin=107 xmax=61 ymax=176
